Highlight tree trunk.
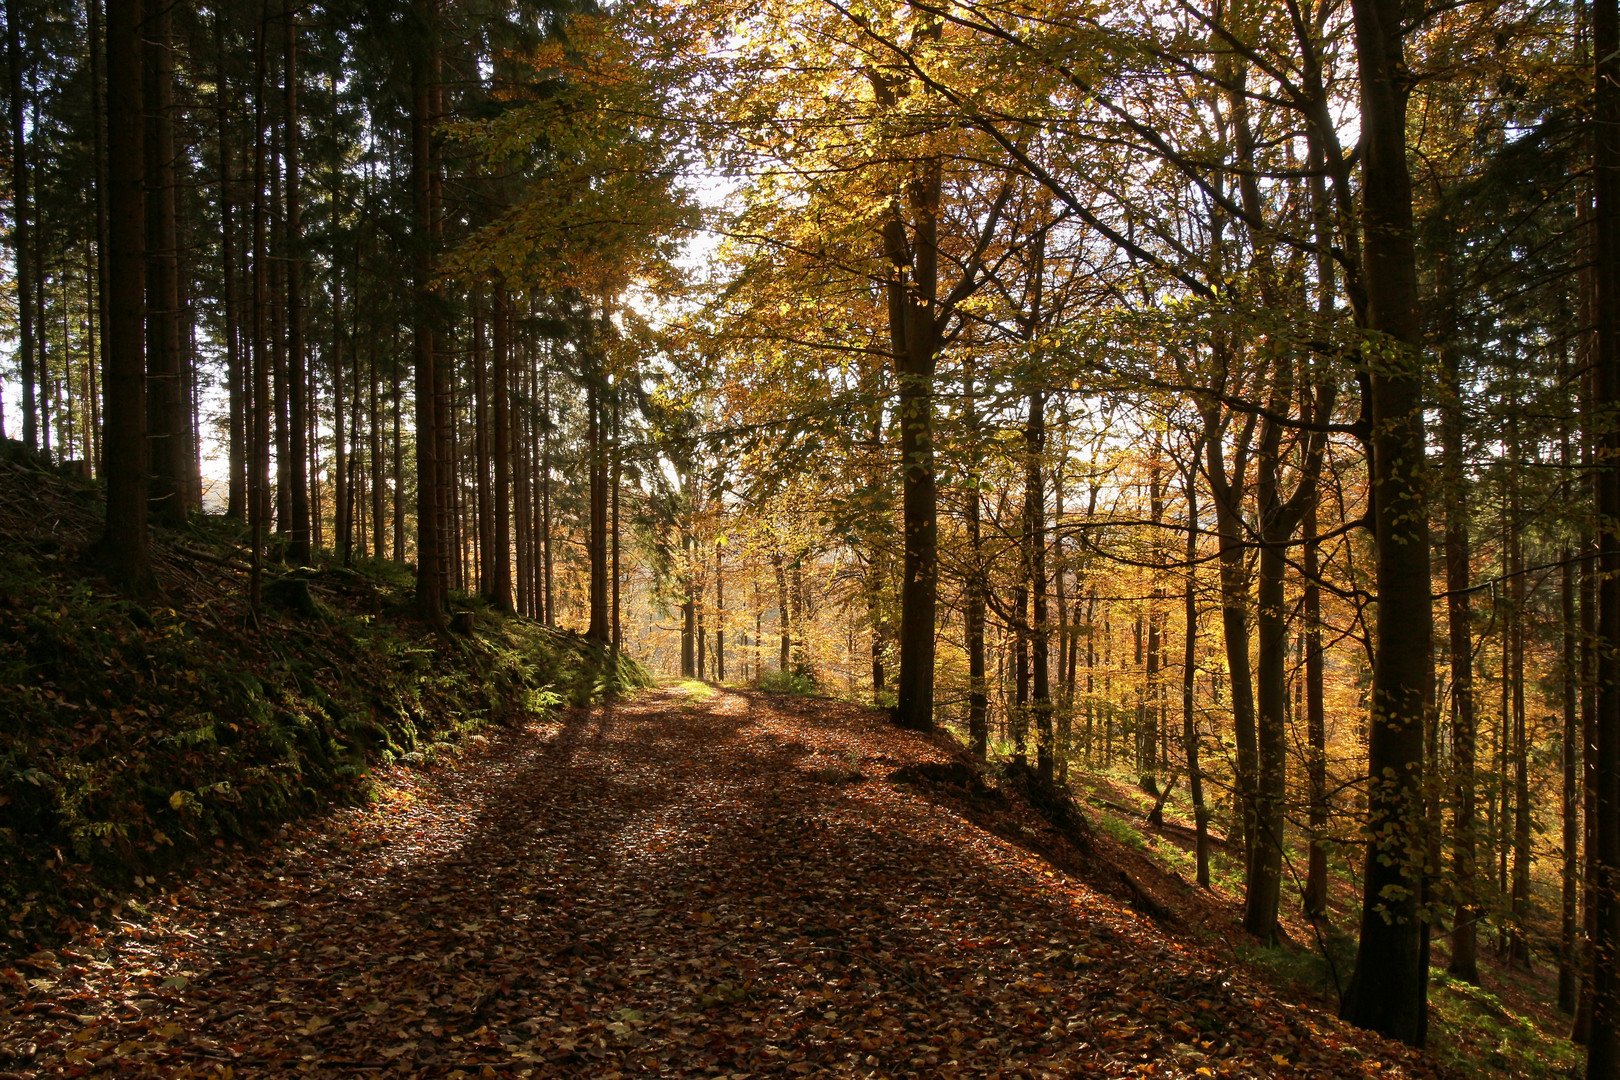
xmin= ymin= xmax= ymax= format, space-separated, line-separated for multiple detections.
xmin=492 ymin=284 xmax=513 ymax=612
xmin=7 ymin=0 xmax=35 ymax=451
xmin=1291 ymin=480 xmax=1325 ymax=914
xmin=410 ymin=0 xmax=443 ymax=628
xmin=1587 ymin=0 xmax=1620 ymax=1067
xmin=1509 ymin=417 xmax=1533 ymax=969
xmin=1565 ymin=433 xmax=1582 ymax=1010
xmin=965 ymin=357 xmax=988 ymax=757
xmin=144 ymin=0 xmax=185 ymax=526
xmin=281 ymin=0 xmax=309 ymax=561
xmin=1028 ymin=390 xmax=1052 ymax=780
xmin=1439 ymin=332 xmax=1480 ymax=982
xmin=1340 ymin=0 xmax=1434 ymax=1046
xmin=248 ymin=0 xmax=271 ymax=615
xmin=1183 ymin=457 xmax=1210 ymax=888
xmin=886 ymin=160 xmax=943 ymax=732
xmin=97 ymin=0 xmax=150 ymax=589
xmin=587 ymin=366 xmax=609 ymax=644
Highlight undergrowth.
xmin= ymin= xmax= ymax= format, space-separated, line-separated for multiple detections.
xmin=0 ymin=447 xmax=649 ymax=955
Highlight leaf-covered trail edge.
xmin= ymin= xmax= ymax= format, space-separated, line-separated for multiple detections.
xmin=1 ymin=687 xmax=1451 ymax=1079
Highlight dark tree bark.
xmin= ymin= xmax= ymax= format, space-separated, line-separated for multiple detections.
xmin=472 ymin=294 xmax=492 ymax=591
xmin=965 ymin=355 xmax=988 ymax=758
xmin=1340 ymin=0 xmax=1435 ymax=1046
xmin=1587 ymin=0 xmax=1620 ymax=1069
xmin=144 ymin=0 xmax=186 ymax=526
xmin=248 ymin=0 xmax=271 ymax=615
xmin=1028 ymin=390 xmax=1052 ymax=780
xmin=587 ymin=360 xmax=609 ymax=644
xmin=282 ymin=0 xmax=309 ymax=561
xmin=491 ymin=284 xmax=513 ymax=612
xmin=1182 ymin=453 xmax=1211 ymax=888
xmin=1438 ymin=329 xmax=1480 ymax=982
xmin=410 ymin=0 xmax=444 ymax=628
xmin=215 ymin=8 xmax=245 ymax=521
xmin=1204 ymin=400 xmax=1258 ymax=859
xmin=1508 ymin=418 xmax=1532 ymax=969
xmin=1564 ymin=417 xmax=1582 ymax=1011
xmin=97 ymin=0 xmax=151 ymax=589
xmin=7 ymin=0 xmax=35 ymax=450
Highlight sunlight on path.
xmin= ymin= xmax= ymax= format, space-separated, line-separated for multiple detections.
xmin=1 ymin=689 xmax=1439 ymax=1079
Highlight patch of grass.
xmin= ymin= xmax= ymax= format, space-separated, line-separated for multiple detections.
xmin=1428 ymin=972 xmax=1583 ymax=1080
xmin=754 ymin=669 xmax=819 ymax=696
xmin=670 ymin=678 xmax=716 ymax=702
xmin=1093 ymin=810 xmax=1149 ymax=852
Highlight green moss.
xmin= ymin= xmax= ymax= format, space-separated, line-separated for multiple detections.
xmin=0 ymin=485 xmax=648 ymax=954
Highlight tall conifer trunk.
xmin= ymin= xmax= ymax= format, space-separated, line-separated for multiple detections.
xmin=8 ymin=0 xmax=35 ymax=450
xmin=98 ymin=0 xmax=150 ymax=588
xmin=144 ymin=0 xmax=185 ymax=525
xmin=410 ymin=0 xmax=443 ymax=628
xmin=282 ymin=0 xmax=309 ymax=561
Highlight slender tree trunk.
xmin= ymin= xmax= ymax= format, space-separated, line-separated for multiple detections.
xmin=715 ymin=533 xmax=724 ymax=681
xmin=775 ymin=549 xmax=790 ymax=674
xmin=215 ymin=13 xmax=245 ymax=520
xmin=1207 ymin=419 xmax=1258 ymax=860
xmin=410 ymin=0 xmax=443 ymax=627
xmin=1565 ymin=424 xmax=1583 ymax=1010
xmin=1341 ymin=0 xmax=1434 ymax=1045
xmin=611 ymin=387 xmax=622 ymax=654
xmin=492 ymin=284 xmax=513 ymax=611
xmin=1303 ymin=493 xmax=1329 ymax=916
xmin=89 ymin=0 xmax=110 ymax=470
xmin=248 ymin=0 xmax=271 ymax=614
xmin=281 ymin=0 xmax=308 ymax=560
xmin=333 ymin=267 xmax=349 ymax=560
xmin=1509 ymin=418 xmax=1533 ymax=969
xmin=965 ymin=357 xmax=988 ymax=757
xmin=472 ymin=293 xmax=492 ymax=592
xmin=1182 ymin=462 xmax=1210 ymax=887
xmin=1439 ymin=334 xmax=1480 ymax=981
xmin=682 ymin=533 xmax=696 ymax=677
xmin=587 ymin=365 xmax=609 ymax=644
xmin=7 ymin=0 xmax=35 ymax=450
xmin=1028 ymin=390 xmax=1052 ymax=780
xmin=542 ymin=364 xmax=555 ymax=626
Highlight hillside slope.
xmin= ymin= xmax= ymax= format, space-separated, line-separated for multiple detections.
xmin=0 ymin=442 xmax=646 ymax=955
xmin=0 ymin=683 xmax=1452 ymax=1079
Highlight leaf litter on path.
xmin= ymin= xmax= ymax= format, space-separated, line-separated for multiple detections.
xmin=0 ymin=688 xmax=1452 ymax=1078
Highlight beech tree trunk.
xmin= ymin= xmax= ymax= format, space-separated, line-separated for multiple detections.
xmin=1340 ymin=0 xmax=1434 ymax=1045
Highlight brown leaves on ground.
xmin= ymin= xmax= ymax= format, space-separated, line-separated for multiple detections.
xmin=0 ymin=687 xmax=1451 ymax=1078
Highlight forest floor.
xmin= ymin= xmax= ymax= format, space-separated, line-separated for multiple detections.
xmin=1 ymin=683 xmax=1456 ymax=1079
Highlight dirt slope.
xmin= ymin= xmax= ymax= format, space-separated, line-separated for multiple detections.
xmin=0 ymin=686 xmax=1451 ymax=1079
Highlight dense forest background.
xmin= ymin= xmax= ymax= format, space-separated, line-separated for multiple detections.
xmin=3 ymin=0 xmax=1620 ymax=1069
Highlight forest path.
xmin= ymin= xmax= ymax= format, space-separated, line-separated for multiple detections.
xmin=5 ymin=686 xmax=1437 ymax=1079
